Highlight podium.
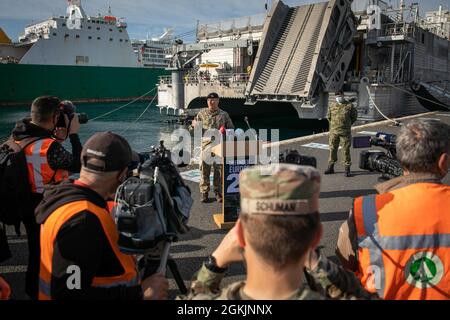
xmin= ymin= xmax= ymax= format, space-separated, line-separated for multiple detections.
xmin=210 ymin=140 xmax=264 ymax=229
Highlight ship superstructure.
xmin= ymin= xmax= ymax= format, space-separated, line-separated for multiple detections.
xmin=157 ymin=0 xmax=449 ymax=121
xmin=132 ymin=29 xmax=174 ymax=68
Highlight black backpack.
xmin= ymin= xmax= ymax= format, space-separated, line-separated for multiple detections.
xmin=0 ymin=137 xmax=41 ymax=227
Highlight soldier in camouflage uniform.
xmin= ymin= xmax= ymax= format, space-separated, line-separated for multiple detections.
xmin=325 ymin=90 xmax=358 ymax=177
xmin=179 ymin=164 xmax=379 ymax=300
xmin=190 ymin=93 xmax=234 ymax=203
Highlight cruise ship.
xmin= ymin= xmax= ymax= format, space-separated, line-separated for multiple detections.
xmin=0 ymin=0 xmax=168 ymax=106
xmin=132 ymin=29 xmax=174 ymax=69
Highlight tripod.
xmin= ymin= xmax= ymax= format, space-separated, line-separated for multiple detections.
xmin=139 ymin=241 xmax=188 ymax=294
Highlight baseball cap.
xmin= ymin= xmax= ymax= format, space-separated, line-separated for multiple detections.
xmin=207 ymin=92 xmax=219 ymax=99
xmin=239 ymin=164 xmax=321 ymax=216
xmin=81 ymin=132 xmax=132 ymax=172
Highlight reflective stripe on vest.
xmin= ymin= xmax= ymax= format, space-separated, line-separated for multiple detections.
xmin=24 ymin=138 xmax=68 ymax=193
xmin=354 ymin=183 xmax=450 ymax=300
xmin=39 ymin=200 xmax=139 ymax=300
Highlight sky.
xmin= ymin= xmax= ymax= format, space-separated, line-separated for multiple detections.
xmin=0 ymin=0 xmax=448 ymax=41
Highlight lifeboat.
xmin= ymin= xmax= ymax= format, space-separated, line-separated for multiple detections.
xmin=104 ymin=15 xmax=117 ymax=23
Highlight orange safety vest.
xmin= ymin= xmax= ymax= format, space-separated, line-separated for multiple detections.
xmin=39 ymin=200 xmax=139 ymax=300
xmin=23 ymin=138 xmax=69 ymax=193
xmin=353 ymin=183 xmax=450 ymax=300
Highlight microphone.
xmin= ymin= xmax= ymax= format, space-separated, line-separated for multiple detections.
xmin=244 ymin=116 xmax=251 ymax=130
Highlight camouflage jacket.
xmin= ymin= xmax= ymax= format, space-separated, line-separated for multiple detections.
xmin=189 ymin=108 xmax=235 ymax=149
xmin=190 ymin=108 xmax=235 ymax=132
xmin=178 ymin=252 xmax=379 ymax=300
xmin=327 ymin=102 xmax=358 ymax=133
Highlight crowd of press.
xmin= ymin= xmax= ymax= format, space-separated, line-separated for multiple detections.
xmin=0 ymin=93 xmax=449 ymax=300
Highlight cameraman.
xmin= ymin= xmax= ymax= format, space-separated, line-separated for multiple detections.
xmin=336 ymin=119 xmax=450 ymax=300
xmin=35 ymin=132 xmax=168 ymax=300
xmin=10 ymin=96 xmax=82 ymax=300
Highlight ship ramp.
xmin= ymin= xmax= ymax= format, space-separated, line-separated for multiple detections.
xmin=411 ymin=81 xmax=450 ymax=112
xmin=245 ymin=0 xmax=356 ymax=103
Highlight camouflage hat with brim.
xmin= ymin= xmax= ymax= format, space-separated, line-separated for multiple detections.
xmin=239 ymin=164 xmax=321 ymax=216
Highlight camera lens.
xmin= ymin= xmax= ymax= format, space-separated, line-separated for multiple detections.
xmin=77 ymin=113 xmax=89 ymax=124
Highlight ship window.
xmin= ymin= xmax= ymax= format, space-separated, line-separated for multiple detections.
xmin=88 ymin=26 xmax=91 ymax=29
xmin=65 ymin=34 xmax=69 ymax=38
xmin=53 ymin=32 xmax=57 ymax=36
xmin=109 ymin=38 xmax=113 ymax=41
xmin=76 ymin=35 xmax=80 ymax=38
xmin=88 ymin=36 xmax=92 ymax=39
xmin=119 ymin=30 xmax=123 ymax=33
xmin=97 ymin=37 xmax=101 ymax=40
xmin=120 ymin=39 xmax=123 ymax=42
xmin=62 ymin=23 xmax=66 ymax=27
xmin=97 ymin=27 xmax=100 ymax=30
xmin=76 ymin=56 xmax=89 ymax=64
xmin=109 ymin=28 xmax=113 ymax=32
xmin=421 ymin=33 xmax=425 ymax=44
xmin=125 ymin=39 xmax=128 ymax=42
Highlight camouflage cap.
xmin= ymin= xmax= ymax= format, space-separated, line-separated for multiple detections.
xmin=239 ymin=164 xmax=321 ymax=216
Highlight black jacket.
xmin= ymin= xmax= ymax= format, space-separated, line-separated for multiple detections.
xmin=35 ymin=181 xmax=142 ymax=300
xmin=12 ymin=118 xmax=82 ymax=174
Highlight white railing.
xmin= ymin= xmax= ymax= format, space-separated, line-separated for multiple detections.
xmin=382 ymin=22 xmax=415 ymax=38
xmin=159 ymin=73 xmax=250 ymax=85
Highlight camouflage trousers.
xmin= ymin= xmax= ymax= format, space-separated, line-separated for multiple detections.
xmin=199 ymin=161 xmax=222 ymax=194
xmin=328 ymin=131 xmax=352 ymax=167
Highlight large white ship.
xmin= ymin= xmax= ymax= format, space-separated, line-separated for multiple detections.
xmin=0 ymin=0 xmax=167 ymax=106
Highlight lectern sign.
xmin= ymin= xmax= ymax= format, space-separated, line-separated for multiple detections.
xmin=211 ymin=140 xmax=264 ymax=229
xmin=223 ymin=159 xmax=254 ymax=222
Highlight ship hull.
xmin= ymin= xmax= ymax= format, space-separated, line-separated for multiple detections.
xmin=0 ymin=64 xmax=168 ymax=106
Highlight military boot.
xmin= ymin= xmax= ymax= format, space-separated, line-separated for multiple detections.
xmin=215 ymin=192 xmax=223 ymax=203
xmin=344 ymin=166 xmax=351 ymax=177
xmin=324 ymin=164 xmax=335 ymax=175
xmin=201 ymin=193 xmax=208 ymax=203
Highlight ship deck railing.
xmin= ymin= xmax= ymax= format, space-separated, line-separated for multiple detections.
xmin=379 ymin=22 xmax=416 ymax=38
xmin=159 ymin=73 xmax=250 ymax=85
xmin=347 ymin=70 xmax=393 ymax=85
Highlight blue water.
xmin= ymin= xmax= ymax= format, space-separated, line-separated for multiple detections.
xmin=0 ymin=102 xmax=326 ymax=152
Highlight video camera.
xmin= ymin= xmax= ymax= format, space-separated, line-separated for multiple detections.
xmin=279 ymin=149 xmax=317 ymax=168
xmin=113 ymin=140 xmax=193 ymax=255
xmin=57 ymin=101 xmax=89 ymax=127
xmin=353 ymin=132 xmax=403 ymax=180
